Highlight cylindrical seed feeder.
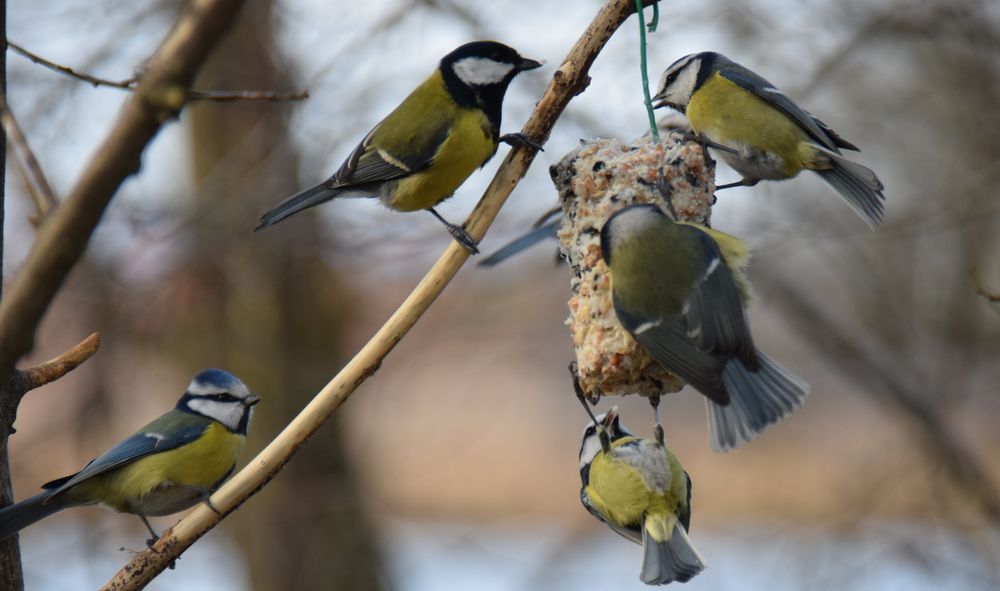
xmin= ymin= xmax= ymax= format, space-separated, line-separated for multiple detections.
xmin=555 ymin=132 xmax=716 ymax=400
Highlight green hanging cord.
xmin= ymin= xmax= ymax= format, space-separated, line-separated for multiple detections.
xmin=635 ymin=0 xmax=661 ymax=143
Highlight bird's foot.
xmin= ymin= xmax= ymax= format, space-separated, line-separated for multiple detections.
xmin=500 ymin=132 xmax=544 ymax=151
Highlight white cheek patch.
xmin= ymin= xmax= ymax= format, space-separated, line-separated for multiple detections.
xmin=453 ymin=57 xmax=515 ymax=86
xmin=579 ymin=434 xmax=603 ymax=469
xmin=187 ymin=398 xmax=243 ymax=431
xmin=657 ymin=58 xmax=700 ymax=107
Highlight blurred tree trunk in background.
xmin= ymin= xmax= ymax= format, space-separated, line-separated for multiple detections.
xmin=0 ymin=0 xmax=22 ymax=584
xmin=181 ymin=0 xmax=383 ymax=588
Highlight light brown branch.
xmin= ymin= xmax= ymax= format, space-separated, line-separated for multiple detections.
xmin=0 ymin=0 xmax=250 ymax=394
xmin=19 ymin=333 xmax=100 ymax=392
xmin=0 ymin=92 xmax=58 ymax=223
xmin=100 ymin=1 xmax=656 ymax=588
xmin=8 ymin=39 xmax=308 ymax=103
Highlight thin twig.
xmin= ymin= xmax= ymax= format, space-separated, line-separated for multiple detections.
xmin=8 ymin=40 xmax=308 ymax=103
xmin=100 ymin=1 xmax=656 ymax=588
xmin=8 ymin=40 xmax=136 ymax=89
xmin=0 ymin=92 xmax=59 ymax=223
xmin=186 ymin=89 xmax=309 ymax=102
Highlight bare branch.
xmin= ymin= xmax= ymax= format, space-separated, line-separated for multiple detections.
xmin=8 ymin=39 xmax=308 ymax=103
xmin=0 ymin=0 xmax=251 ymax=393
xmin=186 ymin=89 xmax=309 ymax=102
xmin=100 ymin=1 xmax=658 ymax=588
xmin=0 ymin=91 xmax=58 ymax=224
xmin=7 ymin=40 xmax=136 ymax=89
xmin=19 ymin=333 xmax=100 ymax=392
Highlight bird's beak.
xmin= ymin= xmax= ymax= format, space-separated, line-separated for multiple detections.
xmin=518 ymin=57 xmax=543 ymax=72
xmin=602 ymin=407 xmax=618 ymax=428
xmin=650 ymin=93 xmax=669 ymax=110
xmin=245 ymin=394 xmax=261 ymax=407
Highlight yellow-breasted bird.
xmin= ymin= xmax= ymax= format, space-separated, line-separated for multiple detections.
xmin=0 ymin=369 xmax=259 ymax=544
xmin=579 ymin=407 xmax=706 ymax=585
xmin=653 ymin=51 xmax=885 ymax=228
xmin=254 ymin=41 xmax=542 ymax=253
xmin=600 ymin=204 xmax=809 ymax=451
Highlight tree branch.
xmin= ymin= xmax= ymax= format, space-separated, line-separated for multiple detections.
xmin=99 ymin=1 xmax=656 ymax=588
xmin=8 ymin=39 xmax=308 ymax=102
xmin=0 ymin=91 xmax=58 ymax=224
xmin=18 ymin=333 xmax=100 ymax=392
xmin=0 ymin=0 xmax=250 ymax=388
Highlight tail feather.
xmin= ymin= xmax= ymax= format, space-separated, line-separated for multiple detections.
xmin=254 ymin=183 xmax=340 ymax=231
xmin=0 ymin=490 xmax=75 ymax=540
xmin=478 ymin=221 xmax=560 ymax=267
xmin=640 ymin=517 xmax=706 ymax=585
xmin=812 ymin=149 xmax=885 ymax=229
xmin=708 ymin=352 xmax=810 ymax=452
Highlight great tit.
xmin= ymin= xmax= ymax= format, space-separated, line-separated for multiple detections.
xmin=255 ymin=41 xmax=543 ymax=253
xmin=0 ymin=369 xmax=259 ymax=544
xmin=652 ymin=51 xmax=885 ymax=228
xmin=600 ymin=204 xmax=809 ymax=451
xmin=579 ymin=408 xmax=706 ymax=585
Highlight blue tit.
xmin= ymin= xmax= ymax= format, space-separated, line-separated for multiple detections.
xmin=0 ymin=369 xmax=259 ymax=544
xmin=255 ymin=40 xmax=543 ymax=254
xmin=600 ymin=204 xmax=809 ymax=451
xmin=579 ymin=408 xmax=706 ymax=585
xmin=652 ymin=51 xmax=885 ymax=228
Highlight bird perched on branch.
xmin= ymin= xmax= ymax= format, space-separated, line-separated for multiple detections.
xmin=601 ymin=204 xmax=809 ymax=451
xmin=653 ymin=51 xmax=885 ymax=228
xmin=579 ymin=407 xmax=706 ymax=585
xmin=255 ymin=41 xmax=543 ymax=253
xmin=0 ymin=369 xmax=259 ymax=545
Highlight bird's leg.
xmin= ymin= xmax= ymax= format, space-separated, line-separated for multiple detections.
xmin=678 ymin=130 xmax=740 ymax=156
xmin=174 ymin=484 xmax=222 ymax=514
xmin=570 ymin=362 xmax=611 ymax=453
xmin=531 ymin=204 xmax=563 ymax=228
xmin=139 ymin=514 xmax=160 ymax=548
xmin=427 ymin=208 xmax=479 ymax=254
xmin=499 ymin=132 xmax=544 ymax=152
xmin=655 ymin=165 xmax=679 ymax=221
xmin=716 ymin=178 xmax=758 ymax=191
xmin=649 ymin=394 xmax=664 ymax=446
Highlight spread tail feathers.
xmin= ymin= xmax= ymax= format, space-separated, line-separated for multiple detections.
xmin=708 ymin=352 xmax=810 ymax=452
xmin=812 ymin=149 xmax=885 ymax=229
xmin=254 ymin=183 xmax=340 ymax=231
xmin=640 ymin=516 xmax=706 ymax=585
xmin=0 ymin=490 xmax=75 ymax=540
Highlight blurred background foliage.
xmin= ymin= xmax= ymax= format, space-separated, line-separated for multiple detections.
xmin=4 ymin=0 xmax=999 ymax=589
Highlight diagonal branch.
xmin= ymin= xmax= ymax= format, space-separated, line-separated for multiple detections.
xmin=99 ymin=1 xmax=657 ymax=588
xmin=0 ymin=91 xmax=58 ymax=224
xmin=0 ymin=0 xmax=250 ymax=387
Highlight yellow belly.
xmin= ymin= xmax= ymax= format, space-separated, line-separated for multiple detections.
xmin=70 ymin=423 xmax=245 ymax=516
xmin=386 ymin=109 xmax=497 ymax=211
xmin=686 ymin=73 xmax=809 ymax=178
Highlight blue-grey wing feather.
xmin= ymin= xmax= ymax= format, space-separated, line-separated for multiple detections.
xmin=47 ymin=411 xmax=210 ymax=495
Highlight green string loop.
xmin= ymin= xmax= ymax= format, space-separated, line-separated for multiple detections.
xmin=635 ymin=0 xmax=661 ymax=143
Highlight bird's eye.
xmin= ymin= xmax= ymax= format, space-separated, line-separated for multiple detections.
xmin=213 ymin=393 xmax=238 ymax=402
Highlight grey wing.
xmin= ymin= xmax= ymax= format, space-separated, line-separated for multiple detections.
xmin=328 ymin=121 xmax=451 ymax=188
xmin=581 ymin=489 xmax=643 ymax=545
xmin=47 ymin=412 xmax=209 ymax=495
xmin=718 ymin=65 xmax=852 ymax=153
xmin=614 ymin=298 xmax=729 ymax=405
xmin=681 ymin=227 xmax=758 ymax=370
